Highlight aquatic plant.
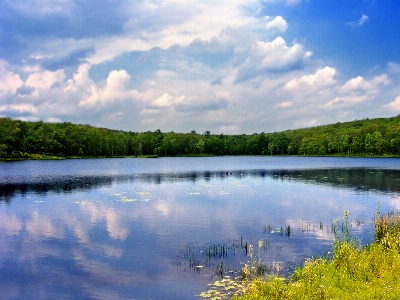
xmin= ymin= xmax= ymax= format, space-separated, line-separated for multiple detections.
xmin=178 ymin=239 xmax=246 ymax=278
xmin=197 ymin=240 xmax=270 ymax=300
xmin=263 ymin=224 xmax=291 ymax=237
xmin=374 ymin=209 xmax=400 ymax=251
xmin=198 ymin=276 xmax=248 ymax=299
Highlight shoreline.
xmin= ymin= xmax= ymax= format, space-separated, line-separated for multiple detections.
xmin=2 ymin=153 xmax=400 ymax=162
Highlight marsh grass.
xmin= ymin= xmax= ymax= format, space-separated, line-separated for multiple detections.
xmin=374 ymin=210 xmax=400 ymax=251
xmin=233 ymin=210 xmax=400 ymax=300
xmin=198 ymin=241 xmax=271 ymax=299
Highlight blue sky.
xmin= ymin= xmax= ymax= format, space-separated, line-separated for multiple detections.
xmin=1 ymin=0 xmax=400 ymax=134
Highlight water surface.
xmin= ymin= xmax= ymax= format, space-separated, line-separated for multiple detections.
xmin=1 ymin=156 xmax=400 ymax=299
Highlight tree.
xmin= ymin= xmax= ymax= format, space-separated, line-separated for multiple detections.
xmin=196 ymin=139 xmax=205 ymax=154
xmin=246 ymin=135 xmax=260 ymax=155
xmin=365 ymin=131 xmax=385 ymax=154
xmin=268 ymin=133 xmax=289 ymax=155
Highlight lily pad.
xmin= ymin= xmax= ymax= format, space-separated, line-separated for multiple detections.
xmin=74 ymin=201 xmax=91 ymax=204
xmin=121 ymin=198 xmax=136 ymax=202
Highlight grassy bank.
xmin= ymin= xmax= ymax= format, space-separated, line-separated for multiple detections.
xmin=232 ymin=211 xmax=400 ymax=300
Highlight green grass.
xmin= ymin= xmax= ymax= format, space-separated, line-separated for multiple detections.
xmin=232 ymin=211 xmax=400 ymax=300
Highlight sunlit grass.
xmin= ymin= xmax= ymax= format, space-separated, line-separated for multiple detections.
xmin=232 ymin=210 xmax=400 ymax=300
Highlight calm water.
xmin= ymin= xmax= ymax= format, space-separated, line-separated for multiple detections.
xmin=1 ymin=156 xmax=400 ymax=299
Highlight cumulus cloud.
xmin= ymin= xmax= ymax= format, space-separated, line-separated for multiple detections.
xmin=26 ymin=69 xmax=65 ymax=95
xmin=4 ymin=1 xmax=290 ymax=69
xmin=265 ymin=16 xmax=288 ymax=32
xmin=65 ymin=63 xmax=93 ymax=92
xmin=105 ymin=70 xmax=131 ymax=96
xmin=340 ymin=74 xmax=389 ymax=93
xmin=151 ymin=93 xmax=174 ymax=108
xmin=148 ymin=92 xmax=228 ymax=112
xmin=234 ymin=37 xmax=312 ymax=84
xmin=325 ymin=74 xmax=390 ymax=108
xmin=0 ymin=61 xmax=24 ymax=97
xmin=383 ymin=95 xmax=400 ymax=111
xmin=86 ymin=0 xmax=258 ymax=64
xmin=285 ymin=66 xmax=336 ymax=93
xmin=75 ymin=69 xmax=139 ymax=117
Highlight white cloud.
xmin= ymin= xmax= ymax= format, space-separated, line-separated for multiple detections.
xmin=105 ymin=70 xmax=131 ymax=94
xmin=79 ymin=69 xmax=142 ymax=107
xmin=341 ymin=74 xmax=389 ymax=93
xmin=265 ymin=16 xmax=288 ymax=32
xmin=275 ymin=101 xmax=293 ymax=108
xmin=323 ymin=74 xmax=389 ymax=109
xmin=26 ymin=69 xmax=65 ymax=95
xmin=147 ymin=89 xmax=229 ymax=113
xmin=0 ymin=61 xmax=23 ymax=97
xmin=285 ymin=66 xmax=336 ymax=92
xmin=383 ymin=95 xmax=400 ymax=111
xmin=234 ymin=37 xmax=312 ymax=84
xmin=325 ymin=95 xmax=368 ymax=108
xmin=151 ymin=93 xmax=174 ymax=108
xmin=86 ymin=1 xmax=259 ymax=64
xmin=358 ymin=14 xmax=369 ymax=26
xmin=2 ymin=1 xmax=399 ymax=134
xmin=82 ymin=3 xmax=292 ymax=67
xmin=87 ymin=38 xmax=150 ymax=65
xmin=347 ymin=14 xmax=369 ymax=26
xmin=64 ymin=63 xmax=92 ymax=92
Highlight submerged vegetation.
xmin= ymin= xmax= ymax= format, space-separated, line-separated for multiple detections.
xmin=2 ymin=115 xmax=400 ymax=160
xmin=228 ymin=210 xmax=400 ymax=300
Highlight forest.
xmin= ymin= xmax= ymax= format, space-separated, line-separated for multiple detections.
xmin=1 ymin=115 xmax=400 ymax=160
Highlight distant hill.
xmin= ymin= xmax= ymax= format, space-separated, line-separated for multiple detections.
xmin=1 ymin=115 xmax=400 ymax=159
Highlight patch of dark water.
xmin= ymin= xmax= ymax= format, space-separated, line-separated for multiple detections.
xmin=3 ymin=168 xmax=400 ymax=202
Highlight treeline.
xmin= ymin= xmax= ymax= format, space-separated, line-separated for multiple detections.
xmin=1 ymin=115 xmax=400 ymax=159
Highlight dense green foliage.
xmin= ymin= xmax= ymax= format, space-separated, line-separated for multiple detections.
xmin=232 ymin=211 xmax=400 ymax=300
xmin=2 ymin=115 xmax=400 ymax=159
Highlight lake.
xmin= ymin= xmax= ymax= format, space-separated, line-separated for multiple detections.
xmin=1 ymin=156 xmax=400 ymax=299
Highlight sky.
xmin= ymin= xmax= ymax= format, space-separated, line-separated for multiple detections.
xmin=1 ymin=0 xmax=400 ymax=134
